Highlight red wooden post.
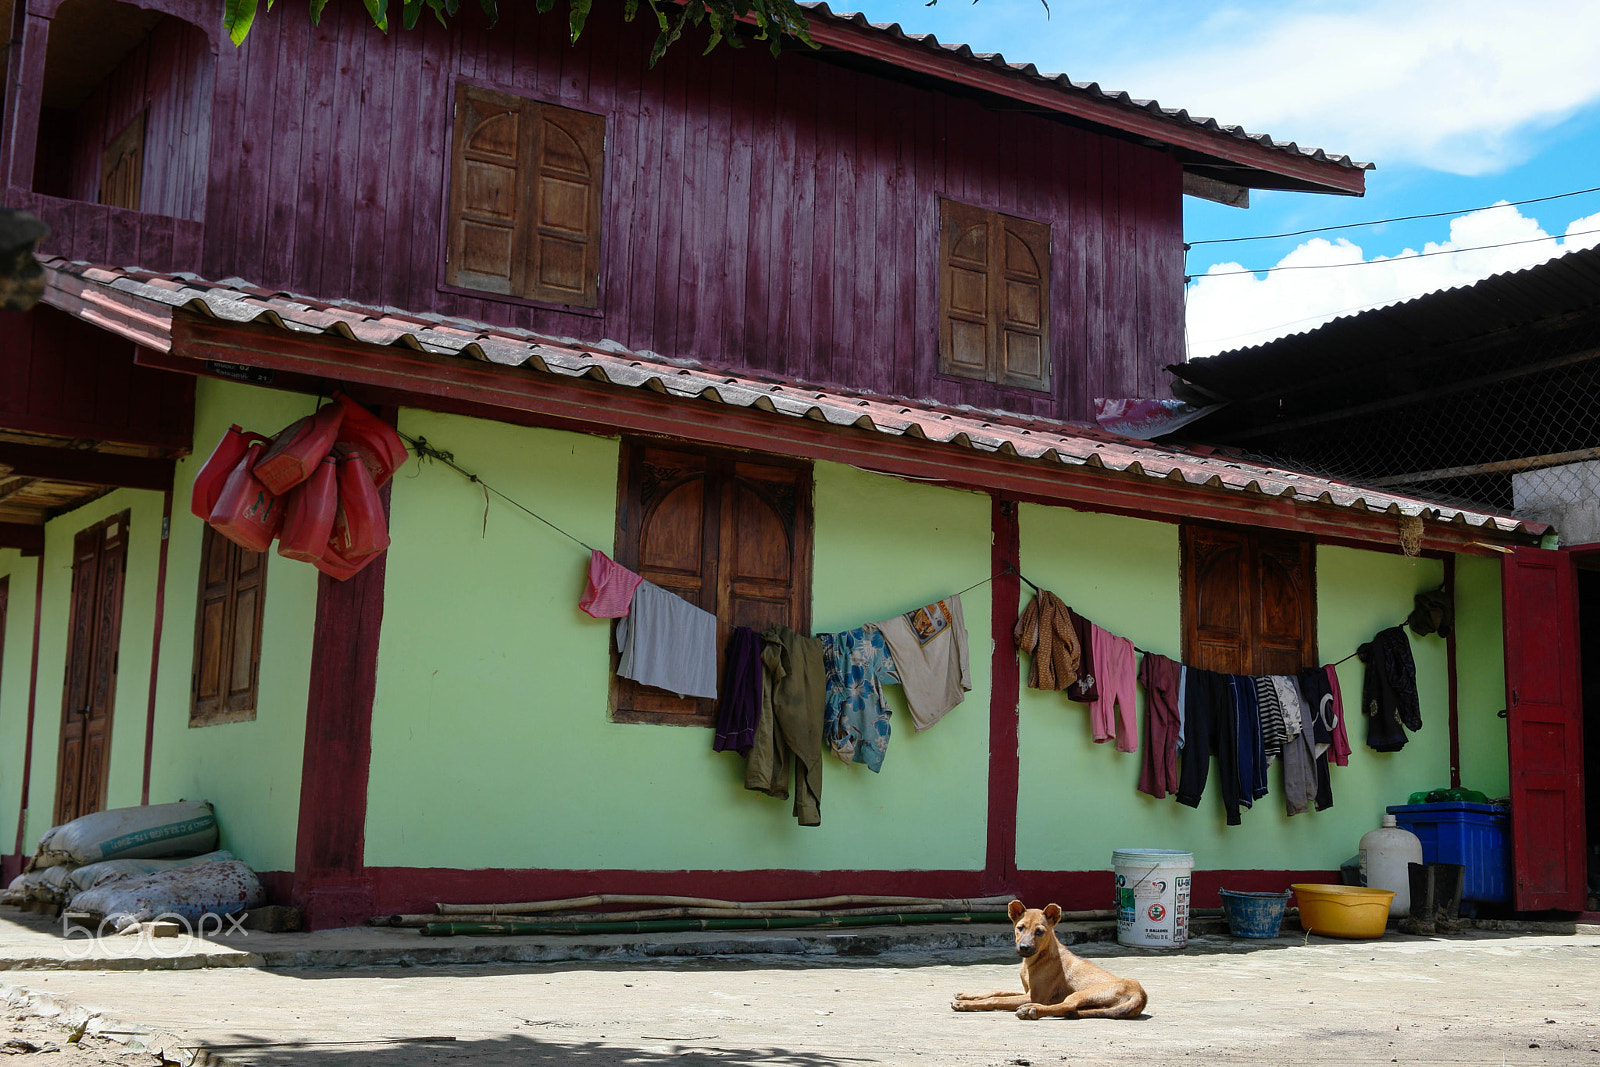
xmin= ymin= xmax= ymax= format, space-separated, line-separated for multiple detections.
xmin=291 ymin=480 xmax=390 ymax=929
xmin=985 ymin=495 xmax=1021 ymax=894
xmin=140 ymin=489 xmax=174 ymax=804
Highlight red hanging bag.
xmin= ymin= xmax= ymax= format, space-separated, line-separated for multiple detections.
xmin=312 ymin=541 xmax=383 ymax=582
xmin=276 ymin=454 xmax=340 ymax=563
xmin=329 ymin=447 xmax=391 ymax=559
xmin=255 ymin=402 xmax=345 ymax=495
xmin=190 ymin=425 xmax=267 ymax=520
xmin=207 ymin=441 xmax=283 ymax=552
xmin=334 ymin=394 xmax=408 ymax=487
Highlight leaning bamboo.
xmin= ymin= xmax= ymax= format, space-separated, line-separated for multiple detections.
xmin=433 ymin=893 xmax=1016 ymax=916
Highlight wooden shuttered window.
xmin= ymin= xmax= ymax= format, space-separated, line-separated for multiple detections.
xmin=191 ymin=525 xmax=267 ymax=726
xmin=939 ymin=198 xmax=1051 ymax=391
xmin=1181 ymin=524 xmax=1316 ymax=677
xmin=446 ymin=83 xmax=605 ymax=309
xmin=611 ymin=442 xmax=813 ymax=726
xmin=100 ymin=112 xmax=145 ymax=211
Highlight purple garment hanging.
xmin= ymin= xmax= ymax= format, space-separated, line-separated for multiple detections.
xmin=713 ymin=626 xmax=763 ymax=756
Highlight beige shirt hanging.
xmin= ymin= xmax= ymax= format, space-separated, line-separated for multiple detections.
xmin=874 ymin=594 xmax=971 ymax=731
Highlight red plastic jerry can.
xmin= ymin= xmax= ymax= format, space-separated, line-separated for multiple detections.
xmin=255 ymin=402 xmax=345 ymax=496
xmin=334 ymin=394 xmax=408 ymax=487
xmin=313 ymin=541 xmax=383 ymax=581
xmin=277 ymin=454 xmax=340 ymax=564
xmin=329 ymin=448 xmax=391 ymax=560
xmin=207 ymin=441 xmax=283 ymax=552
xmin=190 ymin=425 xmax=268 ymax=520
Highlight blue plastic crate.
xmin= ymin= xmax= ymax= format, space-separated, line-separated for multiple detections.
xmin=1385 ymin=802 xmax=1511 ymax=904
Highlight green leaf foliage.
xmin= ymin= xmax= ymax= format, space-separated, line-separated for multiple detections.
xmin=224 ymin=0 xmax=814 ymax=63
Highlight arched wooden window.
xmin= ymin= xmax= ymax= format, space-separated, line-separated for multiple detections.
xmin=1181 ymin=523 xmax=1315 ymax=676
xmin=611 ymin=442 xmax=813 ymax=725
xmin=446 ymin=83 xmax=604 ymax=308
xmin=939 ymin=198 xmax=1051 ymax=391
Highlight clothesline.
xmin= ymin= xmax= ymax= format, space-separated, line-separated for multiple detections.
xmin=402 ymin=430 xmax=1409 ymax=674
xmin=402 ymin=432 xmax=599 ymax=555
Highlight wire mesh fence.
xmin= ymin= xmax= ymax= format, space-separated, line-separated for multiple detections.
xmin=1216 ymin=320 xmax=1600 ymax=537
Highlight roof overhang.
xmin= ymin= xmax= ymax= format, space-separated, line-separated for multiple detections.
xmin=39 ymin=259 xmax=1538 ymax=557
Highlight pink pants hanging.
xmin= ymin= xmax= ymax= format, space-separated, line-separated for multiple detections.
xmin=1089 ymin=624 xmax=1139 ymax=753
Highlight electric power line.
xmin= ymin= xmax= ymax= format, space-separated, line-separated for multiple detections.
xmin=1190 ymin=226 xmax=1600 ymax=281
xmin=1187 ymin=184 xmax=1600 ymax=247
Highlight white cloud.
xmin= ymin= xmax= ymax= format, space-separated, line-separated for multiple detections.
xmin=1186 ymin=204 xmax=1600 ymax=359
xmin=1116 ymin=0 xmax=1600 ymax=174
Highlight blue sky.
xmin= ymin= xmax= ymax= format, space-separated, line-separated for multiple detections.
xmin=844 ymin=0 xmax=1600 ymax=357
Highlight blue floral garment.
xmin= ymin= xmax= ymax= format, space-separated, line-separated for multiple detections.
xmin=818 ymin=625 xmax=902 ymax=773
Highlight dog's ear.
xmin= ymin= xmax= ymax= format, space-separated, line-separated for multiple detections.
xmin=1043 ymin=903 xmax=1062 ymax=924
xmin=1007 ymin=899 xmax=1025 ymax=922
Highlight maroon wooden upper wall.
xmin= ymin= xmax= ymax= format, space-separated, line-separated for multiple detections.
xmin=12 ymin=0 xmax=1186 ymax=420
xmin=200 ymin=0 xmax=1185 ymax=420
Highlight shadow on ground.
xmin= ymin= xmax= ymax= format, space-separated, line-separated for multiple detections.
xmin=172 ymin=1031 xmax=871 ymax=1067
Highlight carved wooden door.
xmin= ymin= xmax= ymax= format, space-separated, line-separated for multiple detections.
xmin=54 ymin=511 xmax=129 ymax=826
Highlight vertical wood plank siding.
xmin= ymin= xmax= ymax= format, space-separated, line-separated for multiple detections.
xmin=195 ymin=2 xmax=1182 ymax=420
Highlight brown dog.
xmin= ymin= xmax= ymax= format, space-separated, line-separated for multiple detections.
xmin=951 ymin=900 xmax=1147 ymax=1020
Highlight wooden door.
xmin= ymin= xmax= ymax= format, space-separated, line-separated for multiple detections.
xmin=1502 ymin=547 xmax=1588 ymax=911
xmin=53 ymin=511 xmax=129 ymax=826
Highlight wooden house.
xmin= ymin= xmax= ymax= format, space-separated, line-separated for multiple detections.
xmin=0 ymin=0 xmax=1575 ymax=929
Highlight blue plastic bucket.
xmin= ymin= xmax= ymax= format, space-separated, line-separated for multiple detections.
xmin=1218 ymin=889 xmax=1291 ymax=938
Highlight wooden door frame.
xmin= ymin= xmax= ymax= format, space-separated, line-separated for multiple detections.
xmin=53 ymin=510 xmax=130 ymax=826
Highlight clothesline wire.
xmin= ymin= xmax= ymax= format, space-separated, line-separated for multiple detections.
xmin=400 ymin=432 xmax=599 ymax=555
xmin=401 ymin=430 xmax=1411 ymax=671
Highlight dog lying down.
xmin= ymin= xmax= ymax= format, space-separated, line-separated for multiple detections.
xmin=952 ymin=900 xmax=1147 ymax=1020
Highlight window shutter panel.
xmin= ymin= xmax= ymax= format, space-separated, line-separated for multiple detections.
xmin=1182 ymin=524 xmax=1251 ymax=675
xmin=192 ymin=525 xmax=232 ymax=721
xmin=100 ymin=112 xmax=144 ymax=211
xmin=225 ymin=545 xmax=267 ymax=715
xmin=447 ymin=85 xmax=532 ymax=295
xmin=1252 ymin=533 xmax=1316 ymax=675
xmin=721 ymin=461 xmax=812 ymax=638
xmin=940 ymin=199 xmax=996 ymax=381
xmin=613 ymin=446 xmax=720 ymax=722
xmin=997 ymin=216 xmax=1050 ymax=390
xmin=529 ymin=105 xmax=604 ymax=309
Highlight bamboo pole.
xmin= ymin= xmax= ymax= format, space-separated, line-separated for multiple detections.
xmin=433 ymin=893 xmax=1017 ymax=916
xmin=421 ymin=911 xmax=1014 ymax=937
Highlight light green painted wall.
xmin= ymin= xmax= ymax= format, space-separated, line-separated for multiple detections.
xmin=12 ymin=379 xmax=317 ymax=869
xmin=1454 ymin=553 xmax=1508 ymax=797
xmin=145 ymin=378 xmax=320 ymax=871
xmin=0 ymin=551 xmax=39 ymax=854
xmin=364 ymin=412 xmax=993 ymax=870
xmin=1014 ymin=509 xmax=1496 ymax=877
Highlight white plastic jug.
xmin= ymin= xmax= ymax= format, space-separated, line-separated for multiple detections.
xmin=1359 ymin=814 xmax=1423 ymax=917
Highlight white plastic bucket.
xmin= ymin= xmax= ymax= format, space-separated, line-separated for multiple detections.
xmin=1113 ymin=848 xmax=1193 ymax=948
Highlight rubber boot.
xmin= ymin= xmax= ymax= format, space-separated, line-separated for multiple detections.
xmin=1431 ymin=862 xmax=1465 ymax=935
xmin=1398 ymin=862 xmax=1436 ymax=935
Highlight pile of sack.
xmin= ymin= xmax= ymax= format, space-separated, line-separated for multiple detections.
xmin=194 ymin=393 xmax=408 ymax=580
xmin=1 ymin=801 xmax=264 ymax=932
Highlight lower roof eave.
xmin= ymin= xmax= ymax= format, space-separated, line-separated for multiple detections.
xmin=153 ymin=314 xmax=1537 ymax=559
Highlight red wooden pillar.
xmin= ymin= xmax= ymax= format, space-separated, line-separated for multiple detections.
xmin=290 ymin=484 xmax=390 ymax=930
xmin=984 ymin=495 xmax=1021 ymax=893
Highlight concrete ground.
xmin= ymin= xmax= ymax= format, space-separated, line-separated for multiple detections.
xmin=0 ymin=917 xmax=1596 ymax=1066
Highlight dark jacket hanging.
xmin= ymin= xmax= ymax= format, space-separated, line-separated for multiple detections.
xmin=1357 ymin=626 xmax=1420 ymax=752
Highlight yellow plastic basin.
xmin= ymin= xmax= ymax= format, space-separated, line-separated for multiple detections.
xmin=1290 ymin=883 xmax=1395 ymax=939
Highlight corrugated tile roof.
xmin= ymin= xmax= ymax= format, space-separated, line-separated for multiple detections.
xmin=798 ymin=1 xmax=1372 ymax=177
xmin=41 ymin=257 xmax=1536 ymax=538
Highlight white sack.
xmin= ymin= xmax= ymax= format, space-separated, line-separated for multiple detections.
xmin=68 ymin=860 xmax=263 ymax=932
xmin=64 ymin=850 xmax=235 ymax=899
xmin=2 ymin=869 xmax=54 ymax=905
xmin=33 ymin=801 xmax=217 ymax=869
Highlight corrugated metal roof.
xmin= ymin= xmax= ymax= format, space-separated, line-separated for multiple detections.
xmin=41 ymin=257 xmax=1536 ymax=537
xmin=1173 ymin=244 xmax=1600 ymax=403
xmin=799 ymin=1 xmax=1372 ymax=178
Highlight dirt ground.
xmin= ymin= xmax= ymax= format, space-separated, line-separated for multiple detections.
xmin=0 ymin=1006 xmax=163 ymax=1063
xmin=1 ymin=929 xmax=1598 ymax=1066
